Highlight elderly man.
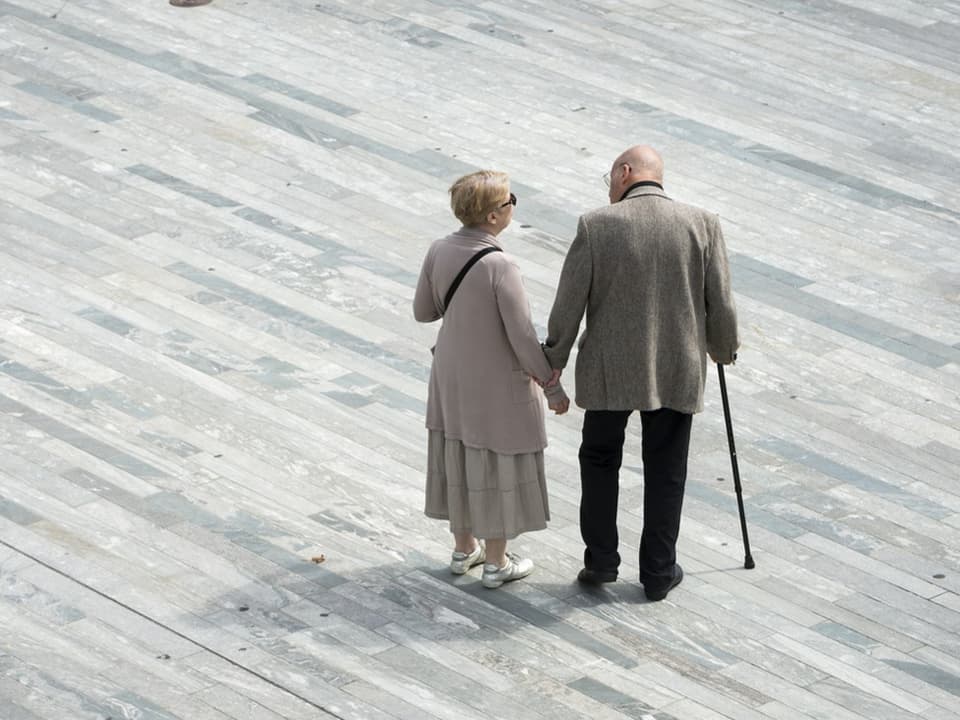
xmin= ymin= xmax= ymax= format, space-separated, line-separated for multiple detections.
xmin=543 ymin=145 xmax=739 ymax=601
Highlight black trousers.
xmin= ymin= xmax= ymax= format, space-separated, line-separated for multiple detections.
xmin=578 ymin=408 xmax=692 ymax=589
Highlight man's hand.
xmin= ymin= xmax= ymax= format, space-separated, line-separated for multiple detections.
xmin=709 ymin=352 xmax=737 ymax=365
xmin=534 ymin=368 xmax=562 ymax=388
xmin=548 ymin=395 xmax=569 ymax=415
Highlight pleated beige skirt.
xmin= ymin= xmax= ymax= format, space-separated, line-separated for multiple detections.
xmin=425 ymin=430 xmax=550 ymax=540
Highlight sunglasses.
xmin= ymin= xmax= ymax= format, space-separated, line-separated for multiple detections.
xmin=497 ymin=192 xmax=518 ymax=209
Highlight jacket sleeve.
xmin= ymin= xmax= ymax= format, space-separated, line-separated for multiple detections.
xmin=413 ymin=247 xmax=441 ymax=323
xmin=543 ymin=380 xmax=568 ymax=405
xmin=494 ymin=259 xmax=554 ymax=384
xmin=542 ymin=216 xmax=592 ymax=369
xmin=704 ymin=214 xmax=740 ymax=362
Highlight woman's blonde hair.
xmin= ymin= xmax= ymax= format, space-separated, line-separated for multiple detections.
xmin=448 ymin=170 xmax=510 ymax=226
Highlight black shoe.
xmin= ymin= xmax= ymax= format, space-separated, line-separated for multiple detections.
xmin=644 ymin=564 xmax=683 ymax=601
xmin=577 ymin=568 xmax=618 ymax=585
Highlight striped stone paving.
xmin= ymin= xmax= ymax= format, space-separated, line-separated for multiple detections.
xmin=1 ymin=1 xmax=959 ymax=718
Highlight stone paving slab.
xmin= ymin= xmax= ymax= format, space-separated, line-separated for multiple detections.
xmin=1 ymin=0 xmax=959 ymax=718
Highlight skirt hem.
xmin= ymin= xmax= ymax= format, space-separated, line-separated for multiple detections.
xmin=425 ymin=430 xmax=549 ymax=539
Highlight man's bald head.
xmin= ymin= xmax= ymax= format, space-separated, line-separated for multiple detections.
xmin=617 ymin=145 xmax=664 ymax=181
xmin=608 ymin=145 xmax=664 ymax=203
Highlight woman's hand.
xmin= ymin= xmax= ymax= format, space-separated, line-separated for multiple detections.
xmin=541 ymin=373 xmax=569 ymax=415
xmin=549 ymin=395 xmax=570 ymax=415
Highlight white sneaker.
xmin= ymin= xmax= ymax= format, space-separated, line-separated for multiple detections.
xmin=450 ymin=542 xmax=485 ymax=574
xmin=481 ymin=553 xmax=534 ymax=588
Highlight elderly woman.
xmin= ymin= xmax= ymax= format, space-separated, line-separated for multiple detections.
xmin=414 ymin=170 xmax=568 ymax=589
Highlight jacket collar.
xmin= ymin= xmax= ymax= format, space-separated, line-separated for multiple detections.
xmin=620 ymin=181 xmax=668 ymax=202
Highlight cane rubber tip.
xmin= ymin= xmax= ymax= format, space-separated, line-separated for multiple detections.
xmin=744 ymin=556 xmax=756 ymax=570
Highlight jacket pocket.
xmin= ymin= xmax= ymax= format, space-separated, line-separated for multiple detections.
xmin=511 ymin=370 xmax=536 ymax=404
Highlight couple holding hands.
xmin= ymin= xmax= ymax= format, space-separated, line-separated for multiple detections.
xmin=414 ymin=145 xmax=739 ymax=601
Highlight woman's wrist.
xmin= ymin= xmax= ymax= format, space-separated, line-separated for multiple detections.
xmin=543 ymin=383 xmax=566 ymax=398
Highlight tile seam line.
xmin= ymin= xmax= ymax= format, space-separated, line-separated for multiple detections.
xmin=6 ymin=0 xmax=938 ymax=218
xmin=10 ymin=3 xmax=958 ymax=226
xmin=0 ymin=534 xmax=346 ymax=719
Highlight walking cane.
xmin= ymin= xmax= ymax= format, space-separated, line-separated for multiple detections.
xmin=717 ymin=363 xmax=755 ymax=569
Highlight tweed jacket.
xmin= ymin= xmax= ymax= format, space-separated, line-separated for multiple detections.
xmin=414 ymin=227 xmax=566 ymax=454
xmin=543 ymin=185 xmax=739 ymax=413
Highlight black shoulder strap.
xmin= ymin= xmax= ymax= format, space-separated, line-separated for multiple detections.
xmin=442 ymin=246 xmax=501 ymax=313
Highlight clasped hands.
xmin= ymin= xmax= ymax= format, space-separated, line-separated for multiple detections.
xmin=540 ymin=368 xmax=562 ymax=388
xmin=535 ymin=368 xmax=569 ymax=415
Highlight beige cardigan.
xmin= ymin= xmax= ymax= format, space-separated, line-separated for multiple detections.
xmin=414 ymin=227 xmax=565 ymax=454
xmin=543 ymin=186 xmax=739 ymax=413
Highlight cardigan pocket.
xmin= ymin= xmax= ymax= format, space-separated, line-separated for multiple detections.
xmin=511 ymin=370 xmax=536 ymax=404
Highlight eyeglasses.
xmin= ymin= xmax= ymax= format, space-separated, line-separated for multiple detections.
xmin=497 ymin=192 xmax=517 ymax=209
xmin=603 ymin=163 xmax=629 ymax=188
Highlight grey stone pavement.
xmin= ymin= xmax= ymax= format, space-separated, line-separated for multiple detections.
xmin=1 ymin=0 xmax=959 ymax=718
